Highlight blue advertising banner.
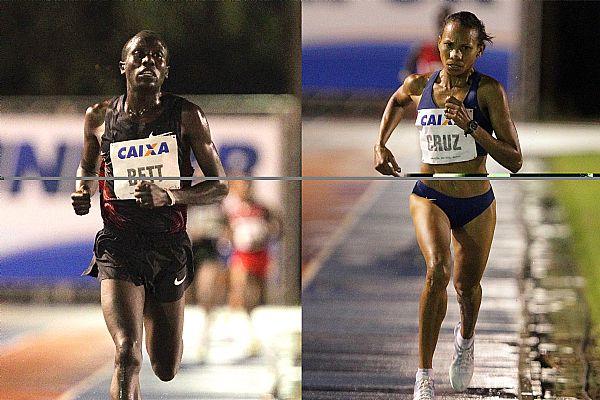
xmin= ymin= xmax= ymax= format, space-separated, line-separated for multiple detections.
xmin=302 ymin=1 xmax=520 ymax=95
xmin=0 ymin=109 xmax=284 ymax=285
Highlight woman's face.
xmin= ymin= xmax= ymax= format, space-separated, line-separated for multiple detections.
xmin=438 ymin=21 xmax=482 ymax=76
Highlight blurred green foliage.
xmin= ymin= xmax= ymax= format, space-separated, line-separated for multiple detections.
xmin=0 ymin=1 xmax=299 ymax=95
xmin=550 ymin=154 xmax=600 ymax=325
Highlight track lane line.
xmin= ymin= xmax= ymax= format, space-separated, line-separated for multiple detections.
xmin=302 ymin=181 xmax=388 ymax=290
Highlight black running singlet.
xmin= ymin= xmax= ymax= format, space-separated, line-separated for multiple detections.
xmin=99 ymin=93 xmax=194 ymax=233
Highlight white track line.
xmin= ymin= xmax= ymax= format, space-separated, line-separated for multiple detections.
xmin=0 ymin=332 xmax=39 ymax=358
xmin=57 ymin=361 xmax=114 ymax=400
xmin=302 ymin=180 xmax=389 ymax=290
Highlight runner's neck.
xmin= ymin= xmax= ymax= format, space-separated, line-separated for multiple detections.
xmin=439 ymin=69 xmax=473 ymax=91
xmin=125 ymin=90 xmax=162 ymax=117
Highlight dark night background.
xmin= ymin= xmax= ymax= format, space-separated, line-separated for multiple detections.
xmin=540 ymin=1 xmax=600 ymax=120
xmin=1 ymin=1 xmax=599 ymax=120
xmin=0 ymin=1 xmax=300 ymax=96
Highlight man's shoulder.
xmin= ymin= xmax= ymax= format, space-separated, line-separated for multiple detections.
xmin=175 ymin=96 xmax=205 ymax=116
xmin=85 ymin=98 xmax=114 ymax=126
xmin=179 ymin=97 xmax=209 ymax=131
xmin=161 ymin=93 xmax=198 ymax=110
xmin=87 ymin=98 xmax=113 ymax=114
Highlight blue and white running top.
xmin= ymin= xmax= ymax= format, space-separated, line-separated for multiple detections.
xmin=415 ymin=70 xmax=494 ymax=164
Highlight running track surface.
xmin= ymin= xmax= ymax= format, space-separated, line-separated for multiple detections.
xmin=302 ymin=148 xmax=373 ymax=267
xmin=301 ymin=117 xmax=418 ymax=270
xmin=0 ymin=305 xmax=275 ymax=399
xmin=302 ymin=180 xmax=525 ymax=399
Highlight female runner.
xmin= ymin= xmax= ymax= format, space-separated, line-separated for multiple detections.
xmin=374 ymin=11 xmax=522 ymax=400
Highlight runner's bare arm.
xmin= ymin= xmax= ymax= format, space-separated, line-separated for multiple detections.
xmin=75 ymin=102 xmax=107 ymax=193
xmin=472 ymin=77 xmax=522 ymax=172
xmin=171 ymin=101 xmax=228 ymax=205
xmin=375 ymin=74 xmax=427 ymax=176
xmin=72 ymin=102 xmax=108 ymax=215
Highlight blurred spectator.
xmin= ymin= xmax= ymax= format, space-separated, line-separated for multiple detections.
xmin=399 ymin=5 xmax=452 ymax=82
xmin=224 ymin=179 xmax=280 ymax=312
xmin=187 ymin=204 xmax=230 ymax=312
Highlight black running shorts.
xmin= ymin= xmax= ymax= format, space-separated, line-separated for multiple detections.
xmin=83 ymin=225 xmax=194 ymax=302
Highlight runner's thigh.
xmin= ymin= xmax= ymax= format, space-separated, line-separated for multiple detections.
xmin=452 ymin=200 xmax=496 ymax=288
xmin=409 ymin=194 xmax=452 ymax=272
xmin=143 ymin=294 xmax=185 ymax=365
xmin=101 ymin=279 xmax=145 ymax=345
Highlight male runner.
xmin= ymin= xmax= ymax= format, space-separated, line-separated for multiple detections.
xmin=71 ymin=30 xmax=227 ymax=399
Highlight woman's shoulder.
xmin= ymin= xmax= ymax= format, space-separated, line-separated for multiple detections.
xmin=476 ymin=73 xmax=508 ymax=107
xmin=402 ymin=72 xmax=435 ymax=96
xmin=476 ymin=73 xmax=505 ymax=96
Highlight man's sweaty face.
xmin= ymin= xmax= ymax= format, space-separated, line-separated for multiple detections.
xmin=122 ymin=38 xmax=169 ymax=88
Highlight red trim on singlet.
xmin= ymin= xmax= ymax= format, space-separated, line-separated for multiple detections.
xmin=99 ymin=160 xmax=128 ymax=230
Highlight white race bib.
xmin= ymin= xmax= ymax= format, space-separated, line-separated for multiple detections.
xmin=232 ymin=217 xmax=270 ymax=252
xmin=110 ymin=135 xmax=181 ymax=199
xmin=416 ymin=108 xmax=477 ymax=164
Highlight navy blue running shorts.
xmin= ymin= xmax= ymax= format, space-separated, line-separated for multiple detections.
xmin=411 ymin=180 xmax=495 ymax=229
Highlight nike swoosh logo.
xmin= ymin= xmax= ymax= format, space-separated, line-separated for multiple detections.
xmin=174 ymin=274 xmax=186 ymax=286
xmin=149 ymin=131 xmax=173 ymax=137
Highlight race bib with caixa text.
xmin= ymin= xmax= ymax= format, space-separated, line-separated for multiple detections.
xmin=109 ymin=135 xmax=181 ymax=199
xmin=415 ymin=108 xmax=477 ymax=164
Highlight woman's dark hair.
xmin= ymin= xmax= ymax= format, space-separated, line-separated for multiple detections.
xmin=443 ymin=11 xmax=494 ymax=50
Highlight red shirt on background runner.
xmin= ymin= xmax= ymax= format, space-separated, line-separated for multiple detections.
xmin=223 ymin=195 xmax=272 ymax=278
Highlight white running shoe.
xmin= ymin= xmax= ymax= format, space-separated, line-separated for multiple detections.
xmin=413 ymin=375 xmax=435 ymax=400
xmin=449 ymin=322 xmax=474 ymax=391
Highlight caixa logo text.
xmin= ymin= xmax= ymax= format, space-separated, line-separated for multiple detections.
xmin=419 ymin=113 xmax=457 ymax=126
xmin=117 ymin=142 xmax=170 ymax=159
xmin=3 ymin=142 xmax=259 ymax=193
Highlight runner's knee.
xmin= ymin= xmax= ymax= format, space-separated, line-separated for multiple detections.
xmin=152 ymin=360 xmax=179 ymax=381
xmin=454 ymin=280 xmax=482 ymax=299
xmin=424 ymin=258 xmax=450 ymax=292
xmin=114 ymin=338 xmax=142 ymax=372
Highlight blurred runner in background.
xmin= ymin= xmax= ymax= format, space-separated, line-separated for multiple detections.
xmin=188 ymin=204 xmax=230 ymax=312
xmin=192 ymin=178 xmax=280 ymax=363
xmin=224 ymin=178 xmax=280 ymax=312
xmin=400 ymin=5 xmax=452 ymax=80
xmin=187 ymin=203 xmax=230 ymax=361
